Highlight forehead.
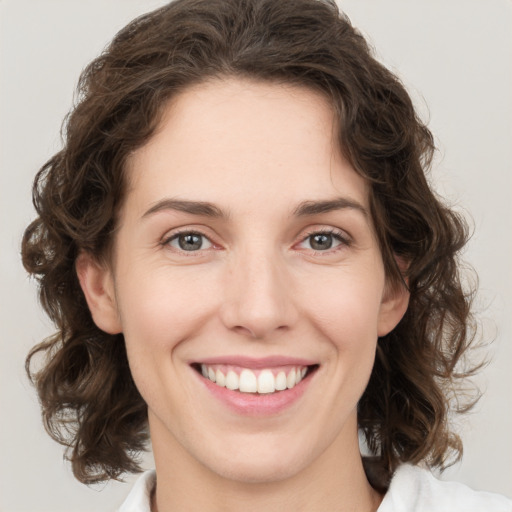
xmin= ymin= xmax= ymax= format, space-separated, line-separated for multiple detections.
xmin=124 ymin=78 xmax=368 ymax=217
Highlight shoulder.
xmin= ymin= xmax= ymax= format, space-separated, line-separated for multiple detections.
xmin=117 ymin=470 xmax=156 ymax=512
xmin=378 ymin=464 xmax=512 ymax=512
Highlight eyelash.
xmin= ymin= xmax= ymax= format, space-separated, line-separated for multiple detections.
xmin=162 ymin=229 xmax=215 ymax=257
xmin=161 ymin=228 xmax=351 ymax=256
xmin=299 ymin=228 xmax=352 ymax=255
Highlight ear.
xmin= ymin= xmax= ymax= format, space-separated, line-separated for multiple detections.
xmin=377 ymin=280 xmax=410 ymax=337
xmin=75 ymin=252 xmax=122 ymax=334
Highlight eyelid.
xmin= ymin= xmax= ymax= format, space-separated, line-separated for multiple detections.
xmin=295 ymin=227 xmax=352 ymax=253
xmin=161 ymin=227 xmax=218 ymax=255
xmin=160 ymin=225 xmax=352 ymax=256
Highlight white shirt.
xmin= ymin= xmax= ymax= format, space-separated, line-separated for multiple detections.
xmin=378 ymin=464 xmax=512 ymax=511
xmin=118 ymin=464 xmax=512 ymax=511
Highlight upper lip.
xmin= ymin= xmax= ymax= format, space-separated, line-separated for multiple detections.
xmin=192 ymin=355 xmax=317 ymax=369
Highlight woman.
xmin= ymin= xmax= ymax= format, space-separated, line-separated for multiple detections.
xmin=21 ymin=0 xmax=512 ymax=510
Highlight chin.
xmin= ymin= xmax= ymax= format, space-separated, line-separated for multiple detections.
xmin=210 ymin=456 xmax=303 ymax=485
xmin=196 ymin=434 xmax=316 ymax=485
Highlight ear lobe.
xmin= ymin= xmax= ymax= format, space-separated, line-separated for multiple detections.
xmin=377 ymin=281 xmax=410 ymax=337
xmin=75 ymin=252 xmax=122 ymax=334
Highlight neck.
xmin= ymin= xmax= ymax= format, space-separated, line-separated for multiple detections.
xmin=150 ymin=415 xmax=383 ymax=512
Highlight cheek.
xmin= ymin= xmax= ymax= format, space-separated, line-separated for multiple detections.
xmin=302 ymin=271 xmax=384 ymax=348
xmin=116 ymin=267 xmax=220 ymax=406
xmin=301 ymin=269 xmax=384 ymax=404
xmin=118 ymin=268 xmax=219 ymax=347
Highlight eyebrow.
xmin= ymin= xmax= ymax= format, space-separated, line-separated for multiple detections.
xmin=141 ymin=196 xmax=367 ymax=220
xmin=142 ymin=199 xmax=228 ymax=219
xmin=292 ymin=198 xmax=368 ymax=217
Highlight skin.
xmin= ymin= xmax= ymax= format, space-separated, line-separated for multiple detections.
xmin=77 ymin=78 xmax=409 ymax=512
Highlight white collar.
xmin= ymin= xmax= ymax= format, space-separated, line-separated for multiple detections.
xmin=117 ymin=464 xmax=512 ymax=512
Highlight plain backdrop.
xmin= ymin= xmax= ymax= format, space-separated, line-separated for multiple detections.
xmin=1 ymin=0 xmax=511 ymax=511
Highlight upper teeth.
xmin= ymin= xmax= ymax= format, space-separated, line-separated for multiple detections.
xmin=200 ymin=365 xmax=308 ymax=394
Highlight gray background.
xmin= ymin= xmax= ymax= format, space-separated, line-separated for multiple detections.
xmin=1 ymin=0 xmax=511 ymax=510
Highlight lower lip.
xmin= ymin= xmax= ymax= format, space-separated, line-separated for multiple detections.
xmin=196 ymin=369 xmax=314 ymax=416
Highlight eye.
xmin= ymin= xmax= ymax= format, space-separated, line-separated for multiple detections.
xmin=166 ymin=231 xmax=213 ymax=252
xmin=297 ymin=229 xmax=350 ymax=252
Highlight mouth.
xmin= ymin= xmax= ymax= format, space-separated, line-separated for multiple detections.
xmin=191 ymin=362 xmax=319 ymax=395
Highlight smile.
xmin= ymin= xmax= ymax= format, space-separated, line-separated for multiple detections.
xmin=191 ymin=358 xmax=319 ymax=415
xmin=199 ymin=364 xmax=309 ymax=394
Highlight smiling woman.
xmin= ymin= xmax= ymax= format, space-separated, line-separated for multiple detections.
xmin=19 ymin=0 xmax=512 ymax=511
xmin=75 ymin=81 xmax=402 ymax=505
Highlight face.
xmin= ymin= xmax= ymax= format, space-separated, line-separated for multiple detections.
xmin=79 ymin=78 xmax=408 ymax=485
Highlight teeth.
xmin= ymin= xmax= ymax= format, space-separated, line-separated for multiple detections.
xmin=215 ymin=369 xmax=225 ymax=387
xmin=286 ymin=369 xmax=296 ymax=389
xmin=257 ymin=369 xmax=275 ymax=394
xmin=200 ymin=365 xmax=309 ymax=394
xmin=275 ymin=371 xmax=287 ymax=391
xmin=225 ymin=370 xmax=239 ymax=390
xmin=239 ymin=369 xmax=258 ymax=393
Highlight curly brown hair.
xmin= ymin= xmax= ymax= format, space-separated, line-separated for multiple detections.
xmin=22 ymin=0 xmax=478 ymax=487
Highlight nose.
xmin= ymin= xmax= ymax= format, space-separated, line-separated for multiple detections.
xmin=219 ymin=248 xmax=298 ymax=340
